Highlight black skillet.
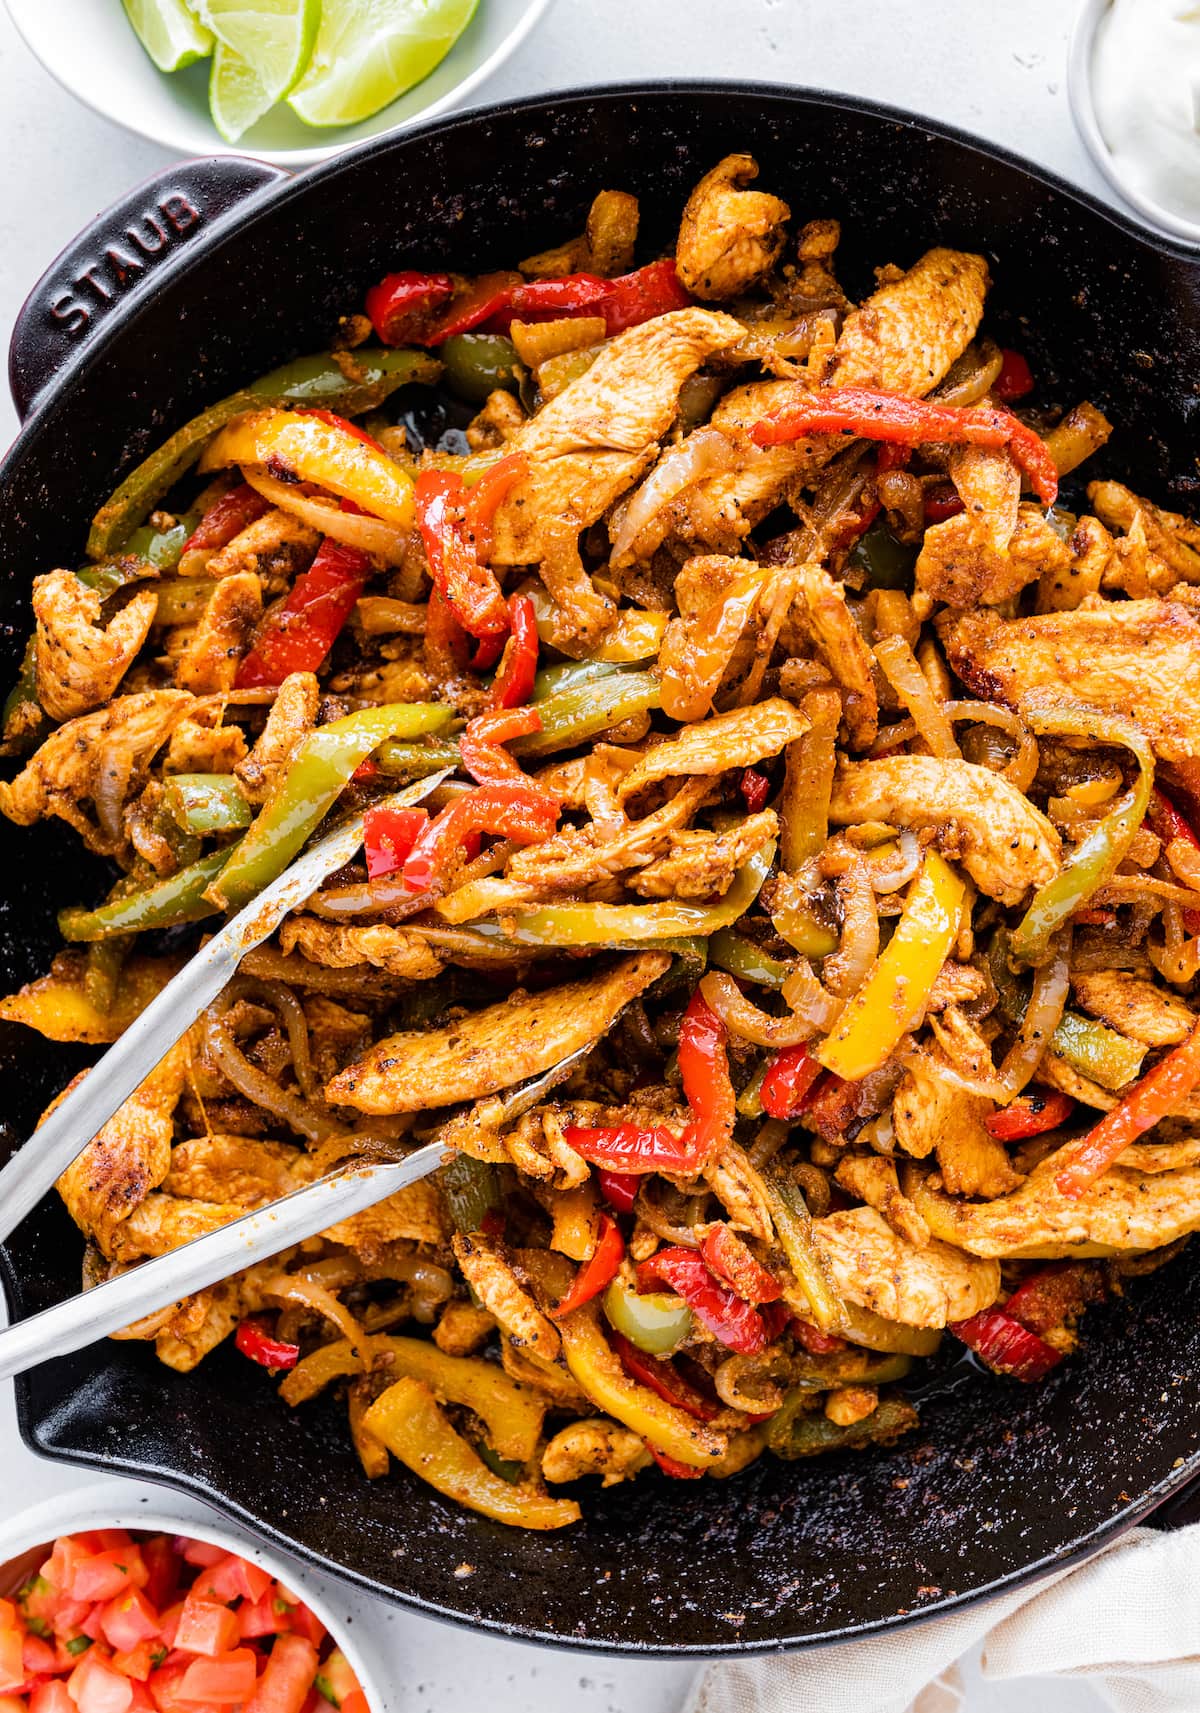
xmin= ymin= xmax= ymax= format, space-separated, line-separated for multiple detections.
xmin=2 ymin=83 xmax=1200 ymax=1656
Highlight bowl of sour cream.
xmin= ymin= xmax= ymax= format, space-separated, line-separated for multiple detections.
xmin=1069 ymin=0 xmax=1200 ymax=245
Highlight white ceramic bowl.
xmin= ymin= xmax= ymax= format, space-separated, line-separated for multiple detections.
xmin=1068 ymin=0 xmax=1200 ymax=246
xmin=0 ymin=1484 xmax=393 ymax=1713
xmin=2 ymin=0 xmax=554 ymax=167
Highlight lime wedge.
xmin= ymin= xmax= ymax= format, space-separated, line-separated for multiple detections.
xmin=288 ymin=0 xmax=480 ymax=128
xmin=194 ymin=0 xmax=320 ymax=100
xmin=121 ymin=0 xmax=215 ymax=72
xmin=208 ymin=39 xmax=276 ymax=141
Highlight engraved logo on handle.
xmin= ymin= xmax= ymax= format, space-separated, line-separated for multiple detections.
xmin=46 ymin=191 xmax=203 ymax=338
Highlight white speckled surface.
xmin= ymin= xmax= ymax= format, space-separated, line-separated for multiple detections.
xmin=0 ymin=1 xmax=1124 ymax=1705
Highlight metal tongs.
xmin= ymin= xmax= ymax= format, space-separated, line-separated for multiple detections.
xmin=0 ymin=778 xmax=481 ymax=1382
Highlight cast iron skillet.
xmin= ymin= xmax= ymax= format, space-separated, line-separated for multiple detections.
xmin=3 ymin=83 xmax=1200 ymax=1656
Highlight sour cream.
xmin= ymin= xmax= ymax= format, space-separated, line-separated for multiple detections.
xmin=1091 ymin=0 xmax=1200 ymax=227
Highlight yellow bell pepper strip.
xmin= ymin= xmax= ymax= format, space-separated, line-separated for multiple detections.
xmin=767 ymin=1392 xmax=919 ymax=1459
xmin=362 ymin=1377 xmax=580 ymax=1530
xmin=279 ymin=1335 xmax=544 ymax=1461
xmin=199 ymin=408 xmax=417 ymax=528
xmin=209 ymin=705 xmax=451 ymax=912
xmin=762 ymin=1172 xmax=848 ymax=1335
xmin=0 ymin=953 xmax=180 ymax=1043
xmin=458 ymin=837 xmax=775 ymax=948
xmin=780 ymin=687 xmax=842 ymax=872
xmin=511 ymin=670 xmax=663 ymax=757
xmin=602 ymin=1279 xmax=693 ymax=1355
xmin=59 ymin=847 xmax=232 ymax=942
xmin=87 ymin=348 xmax=439 ymax=559
xmin=816 ymin=849 xmax=966 ymax=1080
xmin=161 ymin=774 xmax=253 ymax=835
xmin=557 ymin=1301 xmax=727 ymax=1468
xmin=1053 ymin=1017 xmax=1200 ymax=1200
xmin=1009 ymin=708 xmax=1154 ymax=965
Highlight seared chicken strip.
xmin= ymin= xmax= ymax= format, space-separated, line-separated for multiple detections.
xmin=675 ymin=154 xmax=790 ymax=300
xmin=33 ymin=570 xmax=158 ymax=722
xmin=813 ymin=1205 xmax=1000 ymax=1327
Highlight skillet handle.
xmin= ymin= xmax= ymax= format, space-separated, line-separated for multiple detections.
xmin=8 ymin=156 xmax=290 ymax=423
xmin=1144 ymin=1474 xmax=1200 ymax=1532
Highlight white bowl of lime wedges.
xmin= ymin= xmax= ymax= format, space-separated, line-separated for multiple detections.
xmin=4 ymin=0 xmax=554 ymax=165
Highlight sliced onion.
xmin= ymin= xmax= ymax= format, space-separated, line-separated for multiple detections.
xmin=874 ymin=634 xmax=960 ymax=760
xmin=261 ymin=1273 xmax=371 ymax=1363
xmin=902 ymin=1049 xmax=1004 ymax=1104
xmin=93 ymin=743 xmax=134 ymax=843
xmin=861 ymin=830 xmax=922 ymax=894
xmin=780 ymin=958 xmax=843 ymax=1031
xmin=996 ymin=931 xmax=1070 ymax=1099
xmin=242 ymin=465 xmax=409 ymax=563
xmin=611 ymin=428 xmax=736 ymax=562
xmin=821 ymin=864 xmax=879 ymax=999
xmin=945 ymin=701 xmax=1038 ymax=793
xmin=204 ymin=996 xmax=337 ymax=1143
xmin=659 ymin=562 xmax=766 ymax=722
xmin=700 ymin=970 xmax=816 ymax=1047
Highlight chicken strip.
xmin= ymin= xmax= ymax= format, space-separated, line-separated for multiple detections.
xmin=234 ymin=671 xmax=318 ymax=803
xmin=909 ymin=1154 xmax=1200 ymax=1257
xmin=829 ymin=755 xmax=1061 ymax=906
xmin=675 ymin=154 xmax=791 ymax=300
xmin=792 ymin=562 xmax=878 ymax=748
xmin=915 ymin=446 xmax=1070 ymax=610
xmin=812 ymin=1205 xmax=1000 ymax=1327
xmin=1070 ymin=969 xmax=1194 ymax=1047
xmin=893 ymin=1058 xmax=1022 ymax=1199
xmin=163 ymin=1135 xmax=306 ymax=1207
xmin=326 ymin=951 xmax=670 ymax=1113
xmin=173 ymin=571 xmax=262 ymax=694
xmin=488 ymin=307 xmax=743 ymax=564
xmin=452 ymin=1232 xmax=560 ymax=1361
xmin=1088 ymin=480 xmax=1200 ymax=588
xmin=52 ymin=1042 xmax=188 ymax=1255
xmin=0 ymin=690 xmax=192 ymax=854
xmin=630 ymin=810 xmax=778 ymax=898
xmin=615 ymin=699 xmax=809 ymax=803
xmin=33 ymin=571 xmax=159 ymax=722
xmin=542 ymin=1419 xmax=652 ymax=1485
xmin=939 ymin=600 xmax=1200 ymax=775
xmin=280 ymin=917 xmax=443 ymax=981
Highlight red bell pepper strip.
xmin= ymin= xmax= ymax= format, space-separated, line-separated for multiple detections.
xmin=609 ymin=1332 xmax=719 ymax=1421
xmin=739 ymin=768 xmax=771 ymax=813
xmin=562 ymin=1124 xmax=708 ymax=1175
xmin=468 ymin=630 xmax=507 ymax=672
xmin=984 ymin=1088 xmax=1075 ymax=1142
xmin=462 ymin=452 xmax=528 ymax=561
xmin=636 ymin=1246 xmax=768 ymax=1355
xmin=364 ymin=270 xmax=455 ymax=345
xmin=646 ymin=1444 xmax=705 ymax=1479
xmin=1053 ymin=1018 xmax=1200 ymax=1199
xmin=458 ymin=704 xmax=543 ymax=786
xmin=425 ymin=585 xmax=471 ymax=671
xmin=598 ymin=259 xmax=693 ymax=334
xmin=1002 ymin=1261 xmax=1106 ymax=1338
xmin=489 ymin=594 xmax=539 ymax=709
xmin=790 ymin=1317 xmax=848 ymax=1355
xmin=950 ymin=1309 xmax=1062 ymax=1382
xmin=413 ymin=462 xmax=527 ymax=640
xmin=596 ymin=1168 xmax=639 ymax=1213
xmin=426 ymin=271 xmax=526 ymax=342
xmin=699 ymin=1224 xmax=782 ymax=1305
xmin=549 ymin=1214 xmax=624 ymax=1319
xmin=750 ymin=386 xmax=1059 ymax=507
xmin=401 ymin=781 xmax=560 ymax=894
xmin=235 ymin=538 xmax=371 ymax=689
xmin=362 ymin=806 xmax=430 ymax=880
xmin=993 ymin=348 xmax=1035 ymax=403
xmin=1147 ymin=790 xmax=1200 ymax=932
xmin=234 ymin=1316 xmax=300 ymax=1372
xmin=922 ymin=481 xmax=966 ymax=525
xmin=759 ymin=1043 xmax=822 ymax=1121
xmin=181 ymin=483 xmax=271 ymax=556
xmin=678 ymin=989 xmax=736 ymax=1160
xmin=426 ymin=260 xmax=691 ymax=344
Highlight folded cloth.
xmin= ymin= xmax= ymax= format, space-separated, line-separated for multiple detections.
xmin=685 ymin=1522 xmax=1200 ymax=1713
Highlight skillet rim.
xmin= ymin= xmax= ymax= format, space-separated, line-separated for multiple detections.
xmin=3 ymin=77 xmax=1200 ymax=1656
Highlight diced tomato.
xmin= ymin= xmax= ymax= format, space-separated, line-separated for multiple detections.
xmin=0 ymin=1621 xmax=25 ymax=1693
xmin=340 ymin=1693 xmax=367 ymax=1713
xmin=155 ymin=1611 xmax=182 ymax=1655
xmin=192 ymin=1559 xmax=272 ymax=1610
xmin=99 ymin=1593 xmax=160 ymax=1658
xmin=23 ymin=1640 xmax=58 ymax=1678
xmin=281 ymin=1609 xmax=323 ymax=1653
xmin=31 ymin=1682 xmax=75 ymax=1713
xmin=139 ymin=1546 xmax=178 ymax=1617
xmin=244 ymin=1636 xmax=319 ymax=1713
xmin=172 ymin=1600 xmax=239 ymax=1661
xmin=68 ymin=1652 xmax=135 ymax=1713
xmin=146 ymin=1660 xmax=191 ymax=1713
xmin=46 ymin=1544 xmax=88 ymax=1601
xmin=109 ymin=1644 xmax=160 ymax=1685
xmin=173 ymin=1547 xmax=222 ymax=1574
xmin=67 ymin=1554 xmax=147 ymax=1607
xmin=235 ymin=1600 xmax=286 ymax=1645
xmin=177 ymin=1653 xmax=258 ymax=1707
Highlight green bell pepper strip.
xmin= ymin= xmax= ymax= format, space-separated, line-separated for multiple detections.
xmin=162 ymin=774 xmax=253 ymax=835
xmin=709 ymin=927 xmax=791 ymax=988
xmin=512 ymin=671 xmax=663 ymax=757
xmin=2 ymin=636 xmax=42 ymax=747
xmin=375 ymin=737 xmax=463 ymax=779
xmin=988 ymin=927 xmax=1146 ymax=1090
xmin=122 ymin=512 xmax=201 ymax=571
xmin=76 ymin=558 xmax=155 ymax=599
xmin=440 ymin=334 xmax=520 ymax=403
xmin=153 ymin=579 xmax=218 ymax=627
xmin=532 ymin=659 xmax=622 ymax=701
xmin=735 ymin=1059 xmax=768 ymax=1119
xmin=457 ymin=839 xmax=774 ymax=948
xmin=602 ymin=1279 xmax=693 ymax=1355
xmin=83 ymin=935 xmax=132 ymax=1014
xmin=87 ymin=347 xmax=441 ymax=560
xmin=763 ymin=1172 xmax=847 ymax=1335
xmin=767 ymin=1391 xmax=918 ymax=1459
xmin=477 ymin=1444 xmax=525 ymax=1484
xmin=1009 ymin=707 xmax=1155 ymax=965
xmin=847 ymin=520 xmax=916 ymax=589
xmin=209 ymin=702 xmax=452 ymax=912
xmin=59 ymin=847 xmax=232 ymax=942
xmin=440 ymin=1154 xmax=503 ymax=1234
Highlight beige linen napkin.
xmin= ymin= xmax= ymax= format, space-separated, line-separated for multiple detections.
xmin=685 ymin=1522 xmax=1200 ymax=1713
